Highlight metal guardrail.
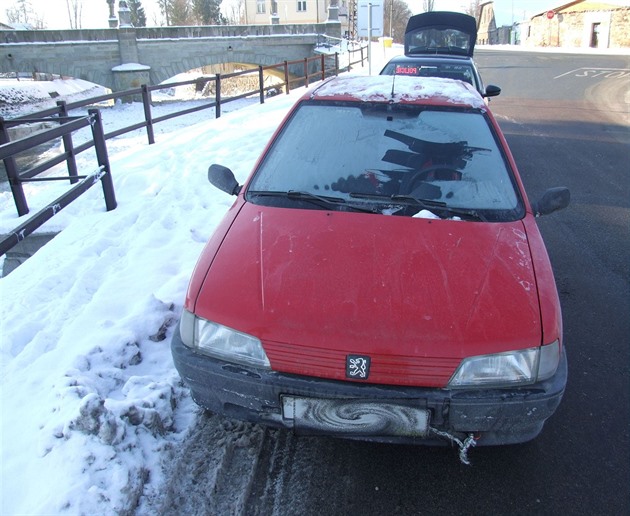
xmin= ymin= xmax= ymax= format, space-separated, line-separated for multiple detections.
xmin=0 ymin=109 xmax=116 ymax=256
xmin=0 ymin=45 xmax=367 ymax=257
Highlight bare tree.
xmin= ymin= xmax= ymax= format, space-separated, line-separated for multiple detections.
xmin=422 ymin=0 xmax=434 ymax=12
xmin=157 ymin=0 xmax=171 ymax=25
xmin=384 ymin=0 xmax=411 ymax=43
xmin=65 ymin=0 xmax=82 ymax=29
xmin=224 ymin=0 xmax=245 ymax=24
xmin=5 ymin=0 xmax=46 ymax=28
xmin=465 ymin=0 xmax=481 ymax=19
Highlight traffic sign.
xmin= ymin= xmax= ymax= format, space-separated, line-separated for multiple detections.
xmin=357 ymin=2 xmax=384 ymax=38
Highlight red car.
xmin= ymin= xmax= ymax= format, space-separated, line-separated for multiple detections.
xmin=171 ymin=75 xmax=569 ymax=462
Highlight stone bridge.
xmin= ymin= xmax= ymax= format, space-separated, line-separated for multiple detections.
xmin=0 ymin=22 xmax=342 ymax=91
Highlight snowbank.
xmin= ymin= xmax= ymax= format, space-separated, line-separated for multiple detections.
xmin=0 ymin=86 xmax=308 ymax=514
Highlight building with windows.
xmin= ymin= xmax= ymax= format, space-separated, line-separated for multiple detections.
xmin=477 ymin=1 xmax=498 ymax=45
xmin=242 ymin=0 xmax=352 ymax=42
xmin=244 ymin=0 xmax=331 ymax=25
xmin=524 ymin=1 xmax=630 ymax=48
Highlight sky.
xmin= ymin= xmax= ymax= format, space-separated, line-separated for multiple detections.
xmin=3 ymin=0 xmax=603 ymax=30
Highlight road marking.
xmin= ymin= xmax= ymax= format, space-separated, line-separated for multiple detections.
xmin=555 ymin=68 xmax=630 ymax=79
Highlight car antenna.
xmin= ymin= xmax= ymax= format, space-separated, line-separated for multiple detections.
xmin=390 ymin=73 xmax=396 ymax=99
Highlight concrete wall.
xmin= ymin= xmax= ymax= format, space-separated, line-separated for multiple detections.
xmin=1 ymin=23 xmax=340 ymax=43
xmin=478 ymin=2 xmax=498 ymax=45
xmin=526 ymin=6 xmax=630 ymax=48
xmin=2 ymin=40 xmax=122 ymax=87
xmin=136 ymin=36 xmax=322 ymax=85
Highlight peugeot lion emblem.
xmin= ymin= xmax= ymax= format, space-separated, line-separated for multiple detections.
xmin=346 ymin=355 xmax=371 ymax=380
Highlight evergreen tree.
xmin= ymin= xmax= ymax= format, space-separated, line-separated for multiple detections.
xmin=169 ymin=0 xmax=192 ymax=25
xmin=158 ymin=0 xmax=226 ymax=26
xmin=128 ymin=0 xmax=147 ymax=27
xmin=193 ymin=0 xmax=226 ymax=25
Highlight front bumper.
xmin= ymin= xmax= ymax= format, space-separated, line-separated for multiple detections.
xmin=171 ymin=323 xmax=567 ymax=446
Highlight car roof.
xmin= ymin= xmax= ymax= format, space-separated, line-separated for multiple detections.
xmin=405 ymin=11 xmax=477 ymax=58
xmin=306 ymin=75 xmax=486 ymax=110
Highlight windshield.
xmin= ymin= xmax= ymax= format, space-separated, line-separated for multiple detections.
xmin=247 ymin=101 xmax=523 ymax=222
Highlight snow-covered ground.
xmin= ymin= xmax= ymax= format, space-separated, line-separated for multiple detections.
xmin=0 ymin=43 xmax=402 ymax=515
xmin=0 ymin=86 xmax=308 ymax=516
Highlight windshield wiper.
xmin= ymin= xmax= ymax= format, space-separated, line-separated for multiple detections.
xmin=394 ymin=195 xmax=487 ymax=221
xmin=350 ymin=192 xmax=487 ymax=221
xmin=349 ymin=191 xmax=440 ymax=208
xmin=392 ymin=195 xmax=488 ymax=222
xmin=248 ymin=190 xmax=374 ymax=213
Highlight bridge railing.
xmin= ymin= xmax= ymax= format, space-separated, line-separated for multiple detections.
xmin=0 ymin=109 xmax=117 ymax=256
xmin=0 ymin=23 xmax=341 ymax=43
xmin=0 ymin=45 xmax=367 ymax=257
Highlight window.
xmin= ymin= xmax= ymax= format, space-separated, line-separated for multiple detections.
xmin=297 ymin=0 xmax=307 ymax=12
xmin=248 ymin=101 xmax=522 ymax=220
xmin=257 ymin=0 xmax=265 ymax=14
xmin=408 ymin=27 xmax=472 ymax=56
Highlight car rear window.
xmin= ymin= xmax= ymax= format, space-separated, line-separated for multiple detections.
xmin=382 ymin=62 xmax=475 ymax=86
xmin=407 ymin=27 xmax=472 ymax=56
xmin=247 ymin=101 xmax=524 ymax=221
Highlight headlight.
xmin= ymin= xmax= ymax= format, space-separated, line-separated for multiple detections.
xmin=448 ymin=341 xmax=561 ymax=388
xmin=179 ymin=309 xmax=270 ymax=368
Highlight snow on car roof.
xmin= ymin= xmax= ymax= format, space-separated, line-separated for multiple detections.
xmin=310 ymin=75 xmax=485 ymax=109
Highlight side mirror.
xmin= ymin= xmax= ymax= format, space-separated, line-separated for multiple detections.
xmin=208 ymin=164 xmax=241 ymax=196
xmin=484 ymin=84 xmax=501 ymax=98
xmin=531 ymin=187 xmax=570 ymax=216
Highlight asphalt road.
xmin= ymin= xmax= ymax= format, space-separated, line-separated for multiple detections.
xmin=162 ymin=50 xmax=630 ymax=516
xmin=258 ymin=50 xmax=630 ymax=515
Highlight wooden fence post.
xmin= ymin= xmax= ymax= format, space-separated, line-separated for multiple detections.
xmin=284 ymin=62 xmax=290 ymax=94
xmin=56 ymin=101 xmax=79 ymax=184
xmin=141 ymin=85 xmax=155 ymax=145
xmin=215 ymin=74 xmax=221 ymax=118
xmin=88 ymin=109 xmax=117 ymax=211
xmin=259 ymin=66 xmax=265 ymax=104
xmin=0 ymin=117 xmax=29 ymax=216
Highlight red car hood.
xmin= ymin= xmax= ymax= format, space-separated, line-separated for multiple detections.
xmin=194 ymin=203 xmax=542 ymax=387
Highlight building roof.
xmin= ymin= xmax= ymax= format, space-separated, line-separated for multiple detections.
xmin=533 ymin=0 xmax=630 ymax=18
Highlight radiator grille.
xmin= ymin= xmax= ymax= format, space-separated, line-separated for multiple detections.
xmin=263 ymin=340 xmax=461 ymax=388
